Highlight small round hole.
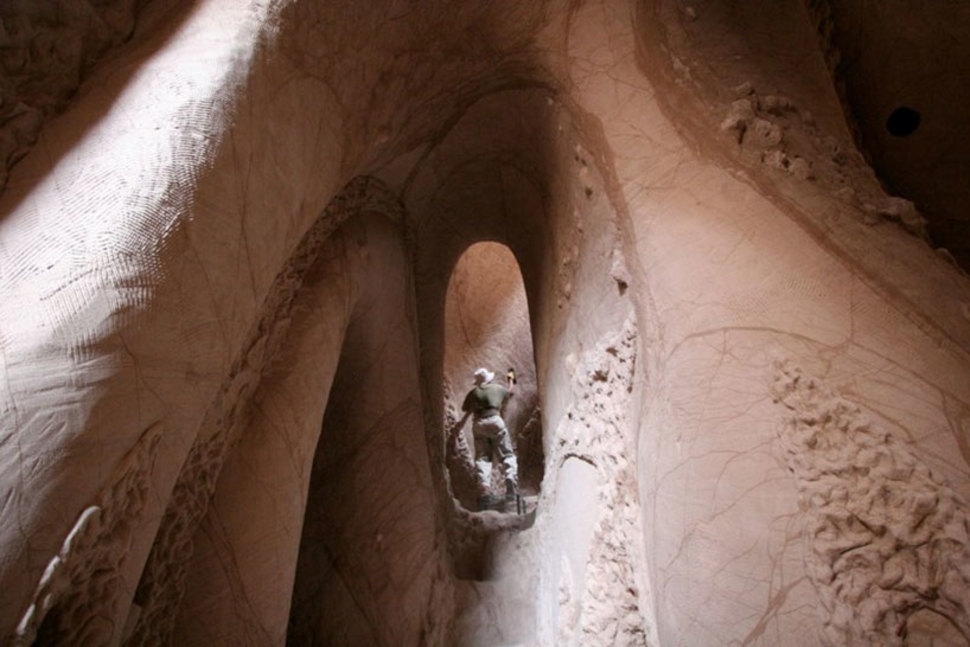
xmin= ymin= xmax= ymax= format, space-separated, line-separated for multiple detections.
xmin=886 ymin=106 xmax=920 ymax=137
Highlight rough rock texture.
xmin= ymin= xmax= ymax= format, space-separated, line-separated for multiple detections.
xmin=0 ymin=0 xmax=144 ymax=192
xmin=0 ymin=1 xmax=968 ymax=646
xmin=774 ymin=361 xmax=970 ymax=646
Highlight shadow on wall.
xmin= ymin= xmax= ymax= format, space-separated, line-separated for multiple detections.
xmin=0 ymin=0 xmax=205 ymax=226
xmin=442 ymin=242 xmax=544 ymax=510
xmin=287 ymin=212 xmax=438 ymax=647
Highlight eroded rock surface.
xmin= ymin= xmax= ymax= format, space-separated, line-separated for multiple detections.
xmin=775 ymin=361 xmax=970 ymax=646
xmin=0 ymin=1 xmax=968 ymax=646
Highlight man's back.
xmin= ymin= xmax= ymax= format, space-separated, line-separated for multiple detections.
xmin=463 ymin=383 xmax=509 ymax=413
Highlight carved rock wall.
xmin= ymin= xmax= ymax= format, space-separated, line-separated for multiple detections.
xmin=774 ymin=361 xmax=970 ymax=646
xmin=0 ymin=0 xmax=143 ymax=192
xmin=0 ymin=1 xmax=968 ymax=646
xmin=0 ymin=1 xmax=281 ymax=640
xmin=126 ymin=178 xmax=403 ymax=646
xmin=804 ymin=0 xmax=970 ymax=268
xmin=284 ymin=210 xmax=446 ymax=646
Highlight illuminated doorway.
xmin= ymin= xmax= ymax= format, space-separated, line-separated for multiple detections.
xmin=442 ymin=242 xmax=543 ymax=512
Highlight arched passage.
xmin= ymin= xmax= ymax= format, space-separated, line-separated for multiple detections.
xmin=442 ymin=241 xmax=543 ymax=512
xmin=285 ymin=210 xmax=441 ymax=646
xmin=118 ymin=178 xmax=452 ymax=647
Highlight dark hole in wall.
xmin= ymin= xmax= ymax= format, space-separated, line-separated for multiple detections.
xmin=886 ymin=106 xmax=920 ymax=137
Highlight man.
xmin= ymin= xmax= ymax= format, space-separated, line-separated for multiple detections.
xmin=461 ymin=367 xmax=518 ymax=510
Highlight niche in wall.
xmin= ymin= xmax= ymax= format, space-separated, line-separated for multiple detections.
xmin=442 ymin=241 xmax=543 ymax=511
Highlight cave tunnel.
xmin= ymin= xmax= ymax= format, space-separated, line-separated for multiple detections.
xmin=277 ymin=84 xmax=640 ymax=645
xmin=12 ymin=1 xmax=970 ymax=646
xmin=442 ymin=241 xmax=544 ymax=514
xmin=24 ymin=74 xmax=640 ymax=645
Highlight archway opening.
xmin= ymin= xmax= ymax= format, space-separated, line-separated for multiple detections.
xmin=442 ymin=241 xmax=543 ymax=514
xmin=286 ymin=212 xmax=439 ymax=646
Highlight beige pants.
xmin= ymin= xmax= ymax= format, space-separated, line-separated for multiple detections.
xmin=472 ymin=414 xmax=518 ymax=496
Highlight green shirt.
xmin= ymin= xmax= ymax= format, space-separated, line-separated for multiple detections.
xmin=462 ymin=383 xmax=510 ymax=414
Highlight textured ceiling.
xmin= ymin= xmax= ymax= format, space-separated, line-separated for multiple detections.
xmin=2 ymin=0 xmax=967 ymax=270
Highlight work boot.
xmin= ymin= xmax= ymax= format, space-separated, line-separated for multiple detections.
xmin=504 ymin=478 xmax=517 ymax=502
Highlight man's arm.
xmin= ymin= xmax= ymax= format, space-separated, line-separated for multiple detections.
xmin=461 ymin=389 xmax=475 ymax=412
xmin=449 ymin=410 xmax=471 ymax=442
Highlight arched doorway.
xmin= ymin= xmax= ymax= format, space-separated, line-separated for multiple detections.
xmin=286 ymin=211 xmax=439 ymax=646
xmin=442 ymin=242 xmax=543 ymax=513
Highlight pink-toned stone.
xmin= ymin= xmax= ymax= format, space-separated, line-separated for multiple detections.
xmin=0 ymin=2 xmax=968 ymax=646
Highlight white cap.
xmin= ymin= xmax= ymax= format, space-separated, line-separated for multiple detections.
xmin=473 ymin=368 xmax=494 ymax=384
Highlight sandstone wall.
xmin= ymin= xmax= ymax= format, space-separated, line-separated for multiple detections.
xmin=0 ymin=1 xmax=967 ymax=646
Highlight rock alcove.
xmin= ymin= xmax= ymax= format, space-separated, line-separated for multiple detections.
xmin=442 ymin=241 xmax=544 ymax=513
